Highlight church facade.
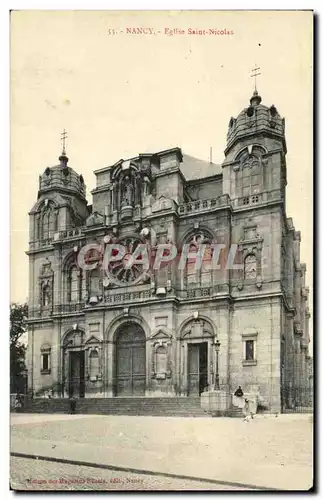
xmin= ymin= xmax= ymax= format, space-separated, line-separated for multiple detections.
xmin=26 ymin=90 xmax=311 ymax=411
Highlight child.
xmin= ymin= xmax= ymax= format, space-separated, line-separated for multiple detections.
xmin=244 ymin=398 xmax=253 ymax=422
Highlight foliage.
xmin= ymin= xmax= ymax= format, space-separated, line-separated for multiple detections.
xmin=10 ymin=303 xmax=28 ymax=393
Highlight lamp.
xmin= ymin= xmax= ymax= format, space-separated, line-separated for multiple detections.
xmin=214 ymin=340 xmax=221 ymax=390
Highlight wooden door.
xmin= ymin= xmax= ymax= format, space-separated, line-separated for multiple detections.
xmin=69 ymin=351 xmax=85 ymax=398
xmin=188 ymin=344 xmax=200 ymax=395
xmin=116 ymin=325 xmax=146 ymax=396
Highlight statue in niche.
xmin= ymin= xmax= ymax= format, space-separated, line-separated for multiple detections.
xmin=134 ymin=172 xmax=142 ymax=205
xmin=143 ymin=176 xmax=151 ymax=197
xmin=122 ymin=176 xmax=133 ymax=206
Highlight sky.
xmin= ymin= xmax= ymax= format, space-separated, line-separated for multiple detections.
xmin=10 ymin=11 xmax=313 ymax=335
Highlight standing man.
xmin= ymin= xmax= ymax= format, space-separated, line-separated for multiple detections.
xmin=69 ymin=395 xmax=76 ymax=415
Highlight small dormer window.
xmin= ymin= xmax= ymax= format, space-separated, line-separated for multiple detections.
xmin=246 ymin=106 xmax=254 ymax=117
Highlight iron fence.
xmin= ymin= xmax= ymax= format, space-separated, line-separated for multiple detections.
xmin=281 ymin=386 xmax=314 ymax=413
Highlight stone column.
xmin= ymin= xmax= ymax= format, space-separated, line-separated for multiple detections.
xmin=294 ymin=336 xmax=301 ymax=405
xmin=106 ymin=341 xmax=114 ymax=397
xmin=175 ymin=338 xmax=181 ymax=395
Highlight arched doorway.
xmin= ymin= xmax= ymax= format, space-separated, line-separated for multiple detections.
xmin=115 ymin=323 xmax=146 ymax=396
xmin=179 ymin=317 xmax=215 ymax=396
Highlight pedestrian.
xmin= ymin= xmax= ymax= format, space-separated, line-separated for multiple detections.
xmin=234 ymin=385 xmax=244 ymax=397
xmin=14 ymin=393 xmax=22 ymax=412
xmin=244 ymin=398 xmax=254 ymax=421
xmin=233 ymin=385 xmax=245 ymax=410
xmin=69 ymin=395 xmax=76 ymax=415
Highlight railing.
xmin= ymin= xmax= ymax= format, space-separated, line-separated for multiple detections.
xmin=29 ymin=239 xmax=53 ymax=250
xmin=28 ymin=285 xmax=233 ymax=319
xmin=28 ymin=302 xmax=86 ymax=318
xmin=103 ymin=289 xmax=153 ymax=304
xmin=236 ymin=189 xmax=281 ymax=208
xmin=53 ymin=303 xmax=86 ymax=314
xmin=29 ymin=227 xmax=86 ymax=251
xmin=53 ymin=227 xmax=85 ymax=241
xmin=187 ymin=287 xmax=212 ymax=299
xmin=185 ymin=284 xmax=229 ymax=299
xmin=281 ymin=386 xmax=314 ymax=413
xmin=177 ymin=194 xmax=230 ymax=215
xmin=28 ymin=292 xmax=154 ymax=318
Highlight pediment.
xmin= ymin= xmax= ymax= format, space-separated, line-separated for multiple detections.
xmin=63 ymin=330 xmax=85 ymax=347
xmin=85 ymin=335 xmax=101 ymax=345
xmin=149 ymin=328 xmax=172 ymax=340
xmin=181 ymin=320 xmax=214 ymax=339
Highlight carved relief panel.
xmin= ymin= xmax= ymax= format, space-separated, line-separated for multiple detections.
xmin=150 ymin=330 xmax=172 ymax=380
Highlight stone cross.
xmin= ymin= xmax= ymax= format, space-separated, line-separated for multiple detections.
xmin=251 ymin=64 xmax=261 ymax=92
xmin=61 ymin=129 xmax=68 ymax=155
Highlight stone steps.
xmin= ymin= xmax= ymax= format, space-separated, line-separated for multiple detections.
xmin=228 ymin=406 xmax=244 ymax=418
xmin=23 ymin=397 xmax=210 ymax=417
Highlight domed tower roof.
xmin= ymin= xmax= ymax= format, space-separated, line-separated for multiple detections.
xmin=225 ymin=90 xmax=286 ymax=155
xmin=38 ymin=149 xmax=86 ymax=201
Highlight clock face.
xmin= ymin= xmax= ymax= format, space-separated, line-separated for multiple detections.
xmin=106 ymin=235 xmax=151 ymax=286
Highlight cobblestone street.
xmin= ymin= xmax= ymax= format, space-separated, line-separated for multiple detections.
xmin=10 ymin=413 xmax=313 ymax=491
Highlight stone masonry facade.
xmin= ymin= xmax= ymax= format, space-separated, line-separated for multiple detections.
xmin=26 ymin=90 xmax=312 ymax=412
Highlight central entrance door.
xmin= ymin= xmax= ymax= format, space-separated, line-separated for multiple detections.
xmin=188 ymin=342 xmax=208 ymax=395
xmin=69 ymin=351 xmax=85 ymax=398
xmin=116 ymin=324 xmax=146 ymax=396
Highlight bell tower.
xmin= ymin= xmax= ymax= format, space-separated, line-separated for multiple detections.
xmin=28 ymin=132 xmax=89 ymax=248
xmin=27 ymin=133 xmax=89 ymax=316
xmin=222 ymin=86 xmax=287 ymax=203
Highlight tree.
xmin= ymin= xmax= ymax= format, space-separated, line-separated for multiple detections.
xmin=10 ymin=302 xmax=28 ymax=393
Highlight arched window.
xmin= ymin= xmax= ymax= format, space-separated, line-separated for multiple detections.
xmin=41 ymin=204 xmax=57 ymax=240
xmin=42 ymin=210 xmax=50 ymax=240
xmin=184 ymin=233 xmax=213 ymax=289
xmin=89 ymin=349 xmax=100 ymax=380
xmin=68 ymin=266 xmax=79 ymax=302
xmin=201 ymin=243 xmax=212 ymax=285
xmin=89 ymin=267 xmax=101 ymax=296
xmin=244 ymin=254 xmax=257 ymax=280
xmin=242 ymin=156 xmax=260 ymax=197
xmin=186 ymin=242 xmax=199 ymax=286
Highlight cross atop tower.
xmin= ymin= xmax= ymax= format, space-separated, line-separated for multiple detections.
xmin=61 ymin=129 xmax=68 ymax=155
xmin=250 ymin=64 xmax=261 ymax=92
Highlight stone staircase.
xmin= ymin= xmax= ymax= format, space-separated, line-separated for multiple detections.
xmin=228 ymin=405 xmax=244 ymax=418
xmin=23 ymin=397 xmax=211 ymax=417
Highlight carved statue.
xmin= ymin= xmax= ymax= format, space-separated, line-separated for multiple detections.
xmin=143 ymin=176 xmax=151 ymax=197
xmin=122 ymin=176 xmax=133 ymax=206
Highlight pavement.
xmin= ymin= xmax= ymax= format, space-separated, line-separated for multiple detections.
xmin=10 ymin=457 xmax=252 ymax=491
xmin=10 ymin=413 xmax=313 ymax=491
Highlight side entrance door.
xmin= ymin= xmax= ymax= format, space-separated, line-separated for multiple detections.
xmin=188 ymin=342 xmax=208 ymax=395
xmin=69 ymin=351 xmax=85 ymax=398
